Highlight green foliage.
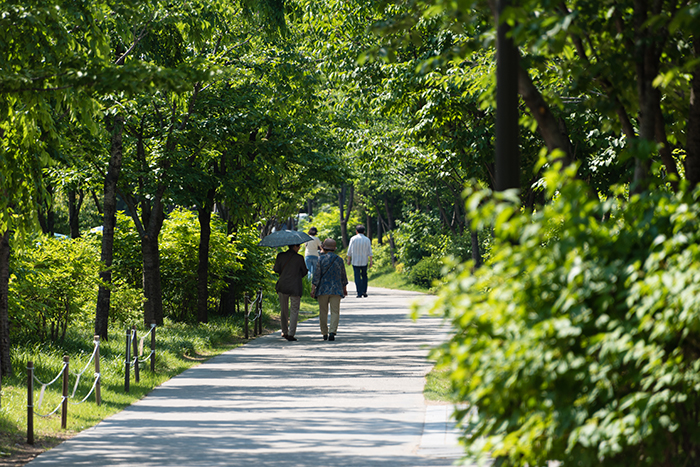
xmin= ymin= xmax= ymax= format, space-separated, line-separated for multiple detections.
xmin=9 ymin=235 xmax=100 ymax=342
xmin=395 ymin=210 xmax=448 ymax=267
xmin=222 ymin=224 xmax=275 ymax=304
xmin=159 ymin=208 xmax=245 ymax=322
xmin=9 ymin=232 xmax=145 ymax=341
xmin=110 ymin=212 xmax=143 ymax=289
xmin=371 ymin=240 xmax=394 ymax=270
xmin=108 ymin=280 xmax=145 ymax=326
xmin=407 ymin=255 xmax=443 ymax=288
xmin=427 ymin=162 xmax=700 ymax=466
xmin=302 ymin=206 xmax=359 ymax=249
xmin=443 ymin=228 xmax=492 ymax=264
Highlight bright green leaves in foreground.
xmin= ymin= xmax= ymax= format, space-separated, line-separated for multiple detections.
xmin=426 ymin=164 xmax=700 ymax=465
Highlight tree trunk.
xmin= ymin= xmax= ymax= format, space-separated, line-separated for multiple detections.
xmin=495 ymin=0 xmax=520 ymax=192
xmin=38 ymin=183 xmax=55 ymax=235
xmin=686 ymin=36 xmax=700 ymax=188
xmin=376 ymin=214 xmax=383 ymax=245
xmin=436 ymin=196 xmax=457 ymax=236
xmin=68 ymin=189 xmax=84 ymax=238
xmin=383 ymin=197 xmax=397 ymax=266
xmin=655 ymin=109 xmax=679 ymax=190
xmin=94 ymin=115 xmax=124 ymax=340
xmin=0 ymin=230 xmax=11 ymax=377
xmin=196 ymin=189 xmax=215 ymax=324
xmin=142 ymin=227 xmax=164 ymax=326
xmin=91 ymin=190 xmax=104 ymax=214
xmin=632 ymin=0 xmax=665 ymax=192
xmin=338 ymin=184 xmax=354 ymax=249
xmin=471 ymin=230 xmax=482 ymax=269
xmin=517 ymin=66 xmax=572 ymax=166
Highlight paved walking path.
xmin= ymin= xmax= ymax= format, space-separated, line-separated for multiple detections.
xmin=27 ymin=286 xmax=464 ymax=467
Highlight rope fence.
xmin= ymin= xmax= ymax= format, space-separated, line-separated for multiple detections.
xmin=244 ymin=288 xmax=263 ymax=339
xmin=26 ymin=323 xmax=157 ymax=445
xmin=125 ymin=322 xmax=156 ymax=392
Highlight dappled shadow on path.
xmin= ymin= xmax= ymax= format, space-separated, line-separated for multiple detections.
xmin=27 ymin=287 xmax=457 ymax=467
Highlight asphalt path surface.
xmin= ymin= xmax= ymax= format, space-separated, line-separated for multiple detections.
xmin=27 ymin=286 xmax=463 ymax=467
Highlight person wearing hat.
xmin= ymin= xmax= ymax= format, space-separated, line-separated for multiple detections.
xmin=303 ymin=226 xmax=323 ymax=281
xmin=311 ymin=238 xmax=348 ymax=341
xmin=273 ymin=244 xmax=308 ymax=341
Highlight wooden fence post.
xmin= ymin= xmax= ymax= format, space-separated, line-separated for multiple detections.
xmin=124 ymin=328 xmax=131 ymax=392
xmin=258 ymin=288 xmax=263 ymax=335
xmin=132 ymin=325 xmax=140 ymax=383
xmin=61 ymin=356 xmax=69 ymax=429
xmin=244 ymin=293 xmax=249 ymax=339
xmin=27 ymin=361 xmax=34 ymax=445
xmin=150 ymin=322 xmax=156 ymax=372
xmin=94 ymin=336 xmax=101 ymax=406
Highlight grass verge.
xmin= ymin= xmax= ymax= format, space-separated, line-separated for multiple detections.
xmin=424 ymin=366 xmax=457 ymax=403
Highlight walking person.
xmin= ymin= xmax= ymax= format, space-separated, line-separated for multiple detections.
xmin=346 ymin=225 xmax=373 ymax=298
xmin=311 ymin=238 xmax=348 ymax=341
xmin=303 ymin=226 xmax=323 ymax=281
xmin=273 ymin=244 xmax=308 ymax=341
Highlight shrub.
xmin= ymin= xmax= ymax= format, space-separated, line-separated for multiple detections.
xmin=371 ymin=240 xmax=394 ymax=269
xmin=219 ymin=224 xmax=275 ymax=308
xmin=394 ymin=209 xmax=447 ymax=267
xmin=109 ymin=279 xmax=145 ymax=326
xmin=159 ymin=208 xmax=245 ymax=322
xmin=302 ymin=207 xmax=342 ymax=246
xmin=408 ymin=256 xmax=443 ymax=288
xmin=108 ymin=212 xmax=143 ymax=288
xmin=9 ymin=235 xmax=100 ymax=341
xmin=427 ymin=161 xmax=700 ymax=466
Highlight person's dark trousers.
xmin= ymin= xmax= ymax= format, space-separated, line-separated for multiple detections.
xmin=353 ymin=265 xmax=368 ymax=296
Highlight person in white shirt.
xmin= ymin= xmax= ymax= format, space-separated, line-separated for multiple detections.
xmin=346 ymin=225 xmax=373 ymax=298
xmin=304 ymin=227 xmax=323 ymax=281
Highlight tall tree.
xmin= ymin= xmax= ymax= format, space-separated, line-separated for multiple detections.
xmin=494 ymin=0 xmax=520 ymax=192
xmin=94 ymin=115 xmax=125 ymax=338
xmin=0 ymin=0 xmax=116 ymax=375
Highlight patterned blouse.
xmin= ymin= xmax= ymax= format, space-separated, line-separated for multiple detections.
xmin=312 ymin=252 xmax=348 ymax=297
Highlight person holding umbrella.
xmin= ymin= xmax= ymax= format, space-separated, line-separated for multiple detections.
xmin=311 ymin=238 xmax=348 ymax=341
xmin=273 ymin=243 xmax=308 ymax=341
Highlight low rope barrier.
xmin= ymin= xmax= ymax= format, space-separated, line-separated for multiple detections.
xmin=31 ymin=362 xmax=67 ymax=417
xmin=25 ymin=327 xmax=156 ymax=444
xmin=32 ymin=362 xmax=66 ymax=389
xmin=244 ymin=289 xmax=264 ymax=339
xmin=68 ymin=373 xmax=101 ymax=405
xmin=35 ymin=397 xmax=66 ymax=418
xmin=124 ymin=323 xmax=157 ymax=392
xmin=70 ymin=342 xmax=99 ymax=399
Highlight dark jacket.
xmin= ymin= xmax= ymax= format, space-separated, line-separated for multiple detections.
xmin=273 ymin=249 xmax=308 ymax=296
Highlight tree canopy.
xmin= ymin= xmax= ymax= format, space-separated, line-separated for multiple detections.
xmin=3 ymin=1 xmax=700 ymax=463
